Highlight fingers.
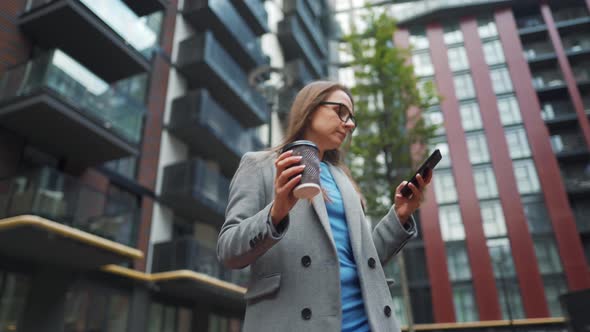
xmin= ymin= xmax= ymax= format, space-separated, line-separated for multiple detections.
xmin=275 ymin=151 xmax=302 ymax=174
xmin=277 ymin=164 xmax=305 ymax=187
xmin=408 ymin=182 xmax=421 ymax=200
xmin=416 ymin=174 xmax=426 ymax=189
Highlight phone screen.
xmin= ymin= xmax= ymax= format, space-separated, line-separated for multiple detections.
xmin=400 ymin=149 xmax=442 ymax=197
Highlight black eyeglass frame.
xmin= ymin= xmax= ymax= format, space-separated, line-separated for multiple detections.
xmin=318 ymin=101 xmax=356 ymax=127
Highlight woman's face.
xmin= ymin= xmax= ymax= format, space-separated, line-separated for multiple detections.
xmin=303 ymin=89 xmax=355 ymax=154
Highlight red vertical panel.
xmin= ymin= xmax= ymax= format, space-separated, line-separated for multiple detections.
xmin=460 ymin=16 xmax=549 ymax=318
xmin=134 ymin=0 xmax=178 ymax=271
xmin=540 ymin=1 xmax=590 ymax=149
xmin=426 ymin=23 xmax=501 ymax=321
xmin=495 ymin=8 xmax=590 ymax=291
xmin=395 ymin=28 xmax=455 ymax=323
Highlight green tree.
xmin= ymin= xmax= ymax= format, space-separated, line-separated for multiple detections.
xmin=344 ymin=9 xmax=439 ymax=219
xmin=343 ymin=7 xmax=440 ymax=330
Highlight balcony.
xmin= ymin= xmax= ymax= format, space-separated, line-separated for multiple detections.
xmin=168 ymin=89 xmax=264 ymax=176
xmin=283 ymin=0 xmax=328 ymax=57
xmin=278 ymin=14 xmax=326 ymax=78
xmin=182 ymin=0 xmax=268 ymax=71
xmin=523 ymin=41 xmax=556 ymax=67
xmin=18 ymin=0 xmax=158 ymax=82
xmin=541 ymin=100 xmax=578 ymax=129
xmin=562 ymin=36 xmax=590 ymax=59
xmin=0 ymin=50 xmax=144 ymax=166
xmin=0 ymin=167 xmax=142 ymax=268
xmin=563 ymin=177 xmax=590 ymax=196
xmin=284 ymin=59 xmax=315 ymax=87
xmin=160 ymin=159 xmax=229 ymax=224
xmin=230 ymin=0 xmax=269 ymax=36
xmin=151 ymin=237 xmax=246 ymax=313
xmin=121 ymin=0 xmax=165 ymax=16
xmin=551 ymin=133 xmax=589 ymax=161
xmin=176 ymin=32 xmax=269 ymax=127
xmin=517 ymin=14 xmax=546 ymax=36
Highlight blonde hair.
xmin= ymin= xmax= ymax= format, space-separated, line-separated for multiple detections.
xmin=272 ymin=81 xmax=365 ymax=207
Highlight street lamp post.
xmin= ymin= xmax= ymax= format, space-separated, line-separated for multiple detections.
xmin=248 ymin=65 xmax=293 ymax=147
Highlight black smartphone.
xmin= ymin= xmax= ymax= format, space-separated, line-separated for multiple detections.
xmin=400 ymin=149 xmax=442 ymax=197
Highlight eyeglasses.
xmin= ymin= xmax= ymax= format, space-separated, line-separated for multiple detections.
xmin=319 ymin=101 xmax=356 ymax=127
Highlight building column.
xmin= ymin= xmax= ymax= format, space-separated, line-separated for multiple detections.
xmin=495 ymin=7 xmax=590 ymax=291
xmin=127 ymin=285 xmax=151 ymax=332
xmin=460 ymin=15 xmax=549 ymax=318
xmin=395 ymin=28 xmax=455 ymax=323
xmin=426 ymin=22 xmax=502 ymax=321
xmin=135 ymin=0 xmax=178 ymax=272
xmin=19 ymin=267 xmax=74 ymax=332
xmin=539 ymin=0 xmax=590 ymax=149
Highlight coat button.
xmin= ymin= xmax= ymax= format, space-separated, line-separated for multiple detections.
xmin=368 ymin=257 xmax=376 ymax=269
xmin=301 ymin=308 xmax=312 ymax=320
xmin=301 ymin=255 xmax=311 ymax=267
xmin=384 ymin=305 xmax=391 ymax=317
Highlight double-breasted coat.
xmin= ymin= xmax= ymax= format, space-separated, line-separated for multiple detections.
xmin=217 ymin=151 xmax=417 ymax=331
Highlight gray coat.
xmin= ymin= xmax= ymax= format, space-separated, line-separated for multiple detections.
xmin=217 ymin=151 xmax=416 ymax=332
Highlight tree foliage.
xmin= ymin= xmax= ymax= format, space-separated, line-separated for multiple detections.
xmin=344 ymin=8 xmax=439 ymax=218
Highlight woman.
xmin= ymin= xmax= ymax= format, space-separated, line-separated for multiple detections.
xmin=217 ymin=81 xmax=431 ymax=331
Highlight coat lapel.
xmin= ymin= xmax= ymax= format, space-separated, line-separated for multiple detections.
xmin=311 ymin=193 xmax=338 ymax=254
xmin=328 ymin=163 xmax=363 ymax=260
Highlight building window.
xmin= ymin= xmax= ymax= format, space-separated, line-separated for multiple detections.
xmin=483 ymin=39 xmax=505 ymax=65
xmin=434 ymin=169 xmax=458 ymax=204
xmin=473 ymin=165 xmax=498 ymax=199
xmin=447 ymin=244 xmax=471 ymax=280
xmin=424 ymin=107 xmax=445 ymax=135
xmin=444 ymin=23 xmax=463 ymax=45
xmin=534 ymin=237 xmax=563 ymax=274
xmin=148 ymin=302 xmax=192 ymax=332
xmin=513 ymin=159 xmax=540 ymax=194
xmin=429 ymin=138 xmax=452 ymax=168
xmin=0 ymin=272 xmax=30 ymax=332
xmin=410 ymin=28 xmax=429 ymax=50
xmin=497 ymin=95 xmax=522 ymax=125
xmin=505 ymin=126 xmax=531 ymax=159
xmin=478 ymin=16 xmax=498 ymax=38
xmin=448 ymin=46 xmax=469 ymax=71
xmin=460 ymin=102 xmax=483 ymax=131
xmin=439 ymin=204 xmax=465 ymax=241
xmin=466 ymin=132 xmax=490 ymax=164
xmin=543 ymin=276 xmax=568 ymax=317
xmin=490 ymin=67 xmax=513 ymax=94
xmin=412 ymin=52 xmax=434 ymax=77
xmin=480 ymin=200 xmax=507 ymax=237
xmin=454 ymin=74 xmax=476 ymax=100
xmin=522 ymin=196 xmax=553 ymax=234
xmin=487 ymin=238 xmax=517 ymax=278
xmin=452 ymin=284 xmax=479 ymax=322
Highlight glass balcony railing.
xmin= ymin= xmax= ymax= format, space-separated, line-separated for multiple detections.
xmin=177 ymin=32 xmax=268 ymax=126
xmin=532 ymin=71 xmax=565 ymax=90
xmin=389 ymin=0 xmax=494 ymax=23
xmin=152 ymin=237 xmax=249 ymax=287
xmin=552 ymin=6 xmax=590 ymax=24
xmin=551 ymin=134 xmax=587 ymax=154
xmin=562 ymin=37 xmax=590 ymax=54
xmin=563 ymin=176 xmax=590 ymax=192
xmin=169 ymin=89 xmax=265 ymax=164
xmin=285 ymin=0 xmax=326 ymax=56
xmin=541 ymin=101 xmax=576 ymax=120
xmin=231 ymin=0 xmax=269 ymax=35
xmin=0 ymin=50 xmax=145 ymax=144
xmin=522 ymin=42 xmax=555 ymax=60
xmin=183 ymin=0 xmax=267 ymax=68
xmin=572 ymin=65 xmax=590 ymax=83
xmin=160 ymin=158 xmax=230 ymax=222
xmin=24 ymin=0 xmax=159 ymax=59
xmin=516 ymin=14 xmax=545 ymax=30
xmin=0 ymin=167 xmax=140 ymax=246
xmin=279 ymin=15 xmax=325 ymax=77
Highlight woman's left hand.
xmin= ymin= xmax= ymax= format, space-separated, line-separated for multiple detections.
xmin=394 ymin=170 xmax=433 ymax=223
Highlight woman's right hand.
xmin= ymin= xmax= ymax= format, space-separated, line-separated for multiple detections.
xmin=270 ymin=150 xmax=305 ymax=225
